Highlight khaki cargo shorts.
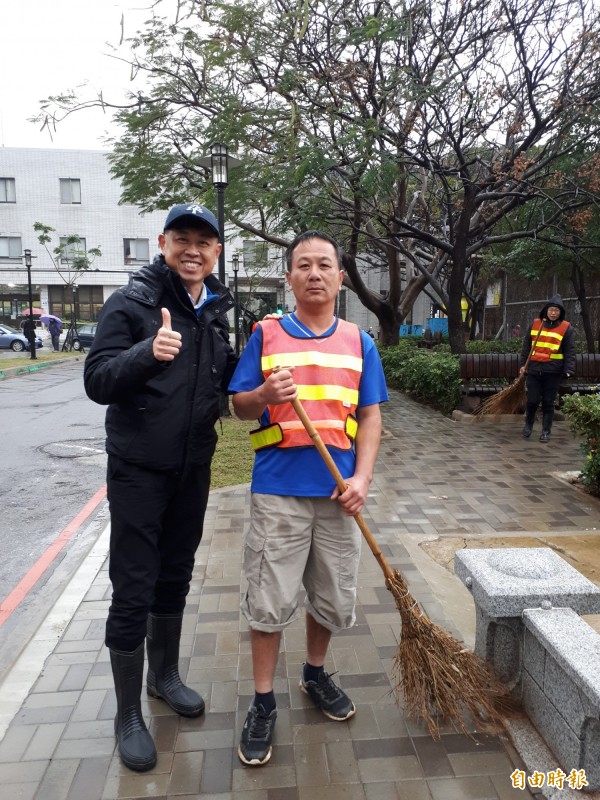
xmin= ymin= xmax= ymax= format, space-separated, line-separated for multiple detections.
xmin=240 ymin=493 xmax=362 ymax=633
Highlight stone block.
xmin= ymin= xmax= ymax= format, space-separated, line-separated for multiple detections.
xmin=523 ymin=607 xmax=600 ymax=790
xmin=455 ymin=548 xmax=600 ymax=693
xmin=455 ymin=548 xmax=600 ymax=618
xmin=522 ymin=626 xmax=546 ymax=688
xmin=522 ymin=670 xmax=584 ymax=778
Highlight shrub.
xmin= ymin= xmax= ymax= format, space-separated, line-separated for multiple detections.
xmin=380 ymin=345 xmax=461 ymax=415
xmin=466 ymin=338 xmax=523 ymax=353
xmin=562 ymin=393 xmax=600 ymax=496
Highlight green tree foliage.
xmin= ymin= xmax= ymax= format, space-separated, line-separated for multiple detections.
xmin=34 ymin=223 xmax=102 ymax=285
xmin=562 ymin=394 xmax=600 ymax=496
xmin=37 ymin=0 xmax=600 ymax=349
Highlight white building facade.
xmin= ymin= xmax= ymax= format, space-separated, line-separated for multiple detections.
xmin=0 ymin=147 xmax=397 ymax=340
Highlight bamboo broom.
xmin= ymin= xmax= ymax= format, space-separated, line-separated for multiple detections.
xmin=474 ymin=319 xmax=546 ymax=417
xmin=289 ymin=395 xmax=513 ymax=739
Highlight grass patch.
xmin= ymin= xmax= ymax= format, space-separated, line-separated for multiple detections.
xmin=212 ymin=415 xmax=256 ymax=488
xmin=0 ymin=350 xmax=82 ymax=370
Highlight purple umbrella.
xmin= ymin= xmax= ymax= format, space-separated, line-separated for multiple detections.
xmin=40 ymin=314 xmax=62 ymax=325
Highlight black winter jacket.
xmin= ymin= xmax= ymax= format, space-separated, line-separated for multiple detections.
xmin=84 ymin=256 xmax=237 ymax=470
xmin=519 ymin=293 xmax=576 ymax=377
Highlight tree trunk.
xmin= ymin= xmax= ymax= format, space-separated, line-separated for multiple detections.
xmin=447 ymin=255 xmax=467 ymax=353
xmin=571 ymin=263 xmax=595 ymax=353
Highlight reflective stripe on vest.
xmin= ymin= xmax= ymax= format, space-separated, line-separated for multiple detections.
xmin=249 ymin=416 xmax=359 ymax=451
xmin=530 ymin=319 xmax=569 ymax=362
xmin=252 ymin=318 xmax=363 ymax=450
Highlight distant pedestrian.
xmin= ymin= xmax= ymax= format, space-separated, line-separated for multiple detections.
xmin=48 ymin=317 xmax=62 ymax=351
xmin=519 ymin=294 xmax=575 ymax=442
xmin=512 ymin=324 xmax=521 ymax=337
xmin=23 ymin=317 xmax=36 ymax=348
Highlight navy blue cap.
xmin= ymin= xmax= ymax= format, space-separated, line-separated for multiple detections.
xmin=163 ymin=203 xmax=220 ymax=237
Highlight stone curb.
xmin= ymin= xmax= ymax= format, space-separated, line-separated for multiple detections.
xmin=0 ymin=355 xmax=83 ymax=380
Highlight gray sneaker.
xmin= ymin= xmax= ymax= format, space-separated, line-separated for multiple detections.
xmin=300 ymin=668 xmax=355 ymax=721
xmin=238 ymin=703 xmax=277 ymax=766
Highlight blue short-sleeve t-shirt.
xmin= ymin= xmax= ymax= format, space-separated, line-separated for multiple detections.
xmin=228 ymin=315 xmax=388 ymax=496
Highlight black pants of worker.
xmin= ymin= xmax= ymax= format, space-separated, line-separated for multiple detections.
xmin=525 ymin=371 xmax=562 ymax=431
xmin=105 ymin=454 xmax=210 ymax=652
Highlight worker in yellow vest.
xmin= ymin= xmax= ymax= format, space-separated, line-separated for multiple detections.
xmin=519 ymin=294 xmax=576 ymax=442
xmin=229 ymin=231 xmax=388 ymax=766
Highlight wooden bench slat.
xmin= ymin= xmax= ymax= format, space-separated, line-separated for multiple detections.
xmin=459 ymin=353 xmax=600 ymax=402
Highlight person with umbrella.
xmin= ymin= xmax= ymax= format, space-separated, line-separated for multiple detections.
xmin=41 ymin=315 xmax=62 ymax=352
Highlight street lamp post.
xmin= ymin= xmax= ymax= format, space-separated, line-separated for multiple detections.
xmin=232 ymin=253 xmax=240 ymax=355
xmin=197 ymin=143 xmax=241 ymax=415
xmin=22 ymin=249 xmax=36 ymax=360
xmin=210 ymin=143 xmax=229 ymax=284
xmin=197 ymin=143 xmax=242 ymax=284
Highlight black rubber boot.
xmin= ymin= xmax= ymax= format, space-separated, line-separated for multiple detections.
xmin=110 ymin=643 xmax=157 ymax=772
xmin=540 ymin=411 xmax=553 ymax=442
xmin=146 ymin=612 xmax=205 ymax=717
xmin=522 ymin=404 xmax=536 ymax=439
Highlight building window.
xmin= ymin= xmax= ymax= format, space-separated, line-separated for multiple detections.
xmin=243 ymin=240 xmax=269 ymax=271
xmin=48 ymin=284 xmax=102 ymax=321
xmin=59 ymin=178 xmax=81 ymax=204
xmin=0 ymin=236 xmax=22 ymax=260
xmin=0 ymin=178 xmax=16 ymax=203
xmin=123 ymin=238 xmax=150 ymax=264
xmin=74 ymin=285 xmax=104 ymax=321
xmin=59 ymin=236 xmax=87 ymax=265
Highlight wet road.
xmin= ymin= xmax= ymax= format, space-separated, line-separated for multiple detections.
xmin=0 ymin=360 xmax=107 ymax=679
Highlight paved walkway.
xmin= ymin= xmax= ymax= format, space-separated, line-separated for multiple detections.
xmin=2 ymin=391 xmax=600 ymax=800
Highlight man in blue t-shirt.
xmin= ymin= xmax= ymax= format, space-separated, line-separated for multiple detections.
xmin=229 ymin=230 xmax=388 ymax=767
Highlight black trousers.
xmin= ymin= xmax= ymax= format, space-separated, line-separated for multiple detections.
xmin=525 ymin=371 xmax=562 ymax=427
xmin=105 ymin=454 xmax=210 ymax=651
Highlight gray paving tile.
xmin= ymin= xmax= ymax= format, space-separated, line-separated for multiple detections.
xmin=2 ymin=390 xmax=591 ymax=799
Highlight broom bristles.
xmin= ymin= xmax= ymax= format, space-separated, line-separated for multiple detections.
xmin=473 ymin=373 xmax=526 ymax=417
xmin=385 ymin=569 xmax=516 ymax=739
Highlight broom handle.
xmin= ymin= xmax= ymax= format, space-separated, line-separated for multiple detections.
xmin=289 ymin=395 xmax=395 ymax=583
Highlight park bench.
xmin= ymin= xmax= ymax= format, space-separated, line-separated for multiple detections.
xmin=559 ymin=353 xmax=600 ymax=400
xmin=459 ymin=353 xmax=600 ymax=403
xmin=459 ymin=353 xmax=520 ymax=398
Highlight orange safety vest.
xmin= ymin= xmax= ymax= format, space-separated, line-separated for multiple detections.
xmin=529 ymin=318 xmax=570 ymax=362
xmin=249 ymin=318 xmax=363 ymax=451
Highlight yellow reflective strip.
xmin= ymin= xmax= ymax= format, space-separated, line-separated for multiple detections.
xmin=535 ymin=341 xmax=560 ymax=351
xmin=297 ymin=384 xmax=359 ymax=404
xmin=280 ymin=420 xmax=345 ymax=431
xmin=249 ymin=426 xmax=283 ymax=450
xmin=541 ymin=331 xmax=564 ymax=341
xmin=550 ymin=353 xmax=564 ymax=359
xmin=261 ymin=351 xmax=363 ymax=372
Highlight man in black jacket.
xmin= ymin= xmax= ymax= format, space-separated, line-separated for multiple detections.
xmin=519 ymin=293 xmax=576 ymax=442
xmin=84 ymin=203 xmax=237 ymax=771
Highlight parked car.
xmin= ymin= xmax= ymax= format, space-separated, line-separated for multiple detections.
xmin=72 ymin=323 xmax=97 ymax=351
xmin=0 ymin=324 xmax=44 ymax=352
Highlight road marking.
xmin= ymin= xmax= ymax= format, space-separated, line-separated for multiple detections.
xmin=0 ymin=485 xmax=107 ymax=626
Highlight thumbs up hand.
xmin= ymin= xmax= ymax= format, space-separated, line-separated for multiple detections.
xmin=153 ymin=307 xmax=182 ymax=362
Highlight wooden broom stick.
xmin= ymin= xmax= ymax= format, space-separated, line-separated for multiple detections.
xmin=289 ymin=395 xmax=395 ymax=583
